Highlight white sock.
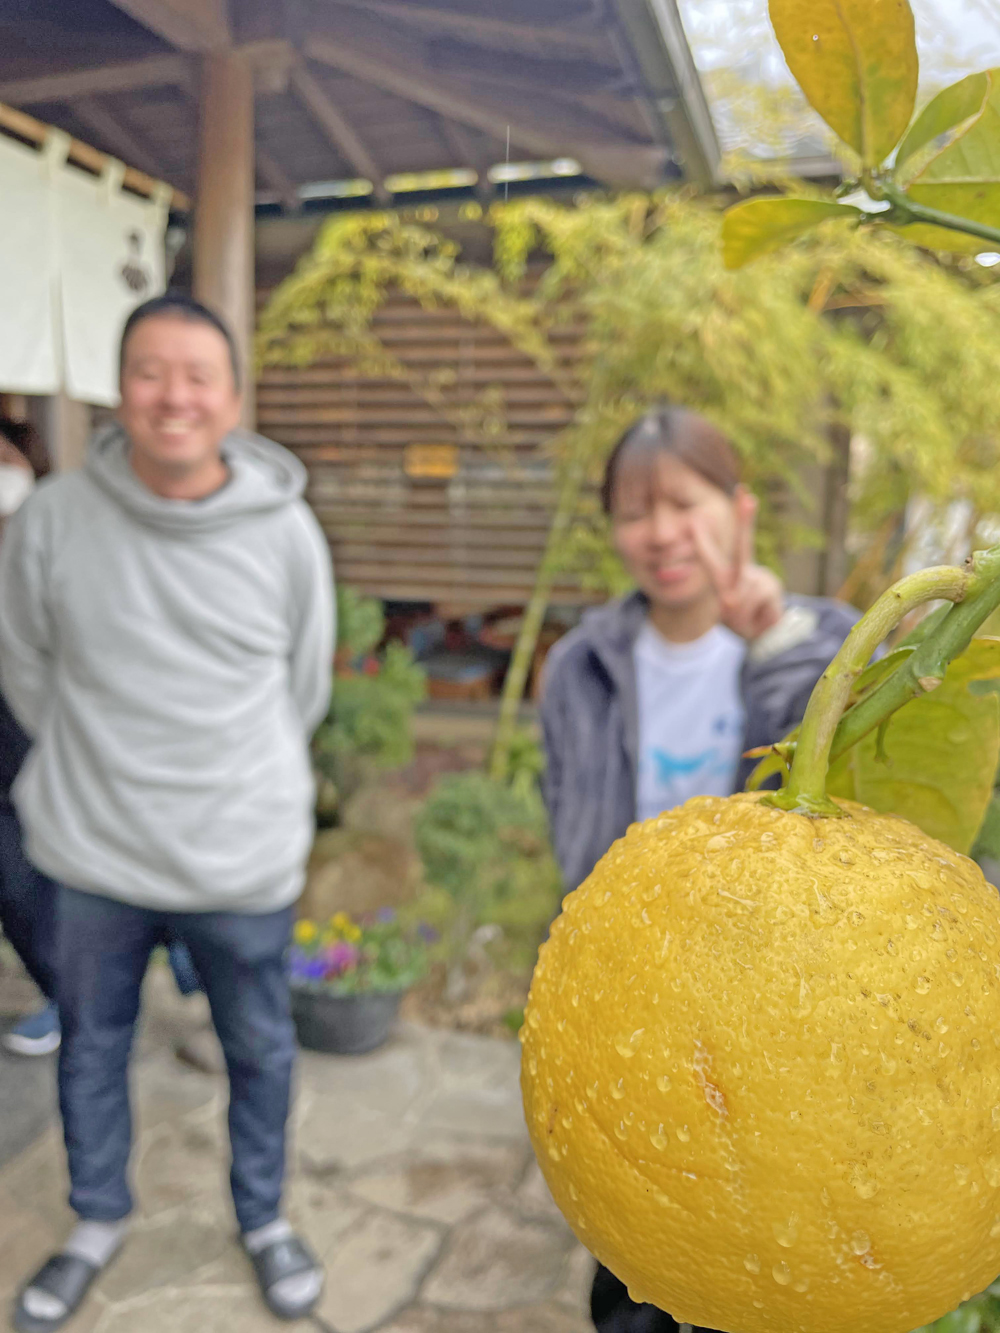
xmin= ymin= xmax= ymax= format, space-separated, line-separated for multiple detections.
xmin=22 ymin=1219 xmax=129 ymax=1321
xmin=244 ymin=1218 xmax=323 ymax=1312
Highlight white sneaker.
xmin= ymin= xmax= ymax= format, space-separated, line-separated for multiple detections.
xmin=3 ymin=1002 xmax=61 ymax=1056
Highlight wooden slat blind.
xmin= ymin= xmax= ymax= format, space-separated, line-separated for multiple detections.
xmin=256 ymin=292 xmax=590 ymax=609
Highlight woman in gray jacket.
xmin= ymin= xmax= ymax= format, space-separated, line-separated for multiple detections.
xmin=539 ymin=405 xmax=858 ymax=1333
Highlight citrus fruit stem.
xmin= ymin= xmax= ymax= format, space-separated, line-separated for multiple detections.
xmin=764 ymin=559 xmax=991 ymax=817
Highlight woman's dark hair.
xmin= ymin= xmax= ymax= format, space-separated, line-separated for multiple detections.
xmin=601 ymin=405 xmax=741 ymax=515
xmin=119 ymin=291 xmax=242 ymax=390
xmin=0 ymin=415 xmax=50 ymax=479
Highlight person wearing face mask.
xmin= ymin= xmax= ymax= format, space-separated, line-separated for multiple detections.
xmin=539 ymin=405 xmax=860 ymax=1333
xmin=0 ymin=418 xmax=62 ymax=1057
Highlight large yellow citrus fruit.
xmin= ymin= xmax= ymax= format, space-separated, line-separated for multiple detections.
xmin=521 ymin=793 xmax=1000 ymax=1333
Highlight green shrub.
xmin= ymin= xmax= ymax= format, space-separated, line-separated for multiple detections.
xmin=315 ymin=642 xmax=426 ymax=773
xmin=312 ymin=587 xmax=426 ymax=820
xmin=337 ymin=585 xmax=385 ymax=659
xmin=415 ymin=769 xmax=562 ymax=969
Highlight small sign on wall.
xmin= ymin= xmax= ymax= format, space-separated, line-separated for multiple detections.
xmin=404 ymin=443 xmax=459 ymax=480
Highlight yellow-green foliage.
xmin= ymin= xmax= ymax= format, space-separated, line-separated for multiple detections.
xmin=257 ymin=193 xmax=1000 ymax=598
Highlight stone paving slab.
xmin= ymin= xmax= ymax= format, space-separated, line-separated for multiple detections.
xmin=0 ymin=983 xmax=596 ymax=1333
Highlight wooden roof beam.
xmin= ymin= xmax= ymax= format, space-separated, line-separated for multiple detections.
xmin=107 ymin=0 xmax=231 ymax=53
xmin=256 ymin=147 xmax=301 ymax=211
xmin=69 ymin=96 xmax=173 ymax=184
xmin=0 ymin=100 xmax=189 ymax=209
xmin=328 ymin=0 xmax=599 ymax=29
xmin=426 ymin=37 xmax=635 ymax=97
xmin=0 ymin=55 xmax=193 ymax=106
xmin=304 ymin=25 xmax=670 ymax=189
xmin=433 ymin=115 xmax=501 ymax=199
xmin=289 ymin=64 xmax=390 ymax=204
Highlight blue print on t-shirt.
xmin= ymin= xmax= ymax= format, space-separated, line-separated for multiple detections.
xmin=652 ymin=748 xmax=718 ymax=782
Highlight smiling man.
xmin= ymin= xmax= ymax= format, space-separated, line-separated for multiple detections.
xmin=0 ymin=294 xmax=335 ymax=1331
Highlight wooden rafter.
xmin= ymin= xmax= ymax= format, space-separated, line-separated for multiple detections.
xmin=0 ymin=55 xmax=192 ymax=107
xmin=434 ymin=114 xmax=492 ymax=174
xmin=426 ymin=37 xmax=632 ymax=97
xmin=328 ymin=0 xmax=599 ymax=29
xmin=0 ymin=100 xmax=189 ymax=209
xmin=290 ymin=64 xmax=390 ymax=203
xmin=304 ymin=18 xmax=669 ymax=188
xmin=256 ymin=146 xmax=300 ymax=210
xmin=70 ymin=96 xmax=171 ymax=183
xmin=106 ymin=0 xmax=231 ymax=53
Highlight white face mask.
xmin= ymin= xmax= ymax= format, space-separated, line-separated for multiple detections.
xmin=0 ymin=465 xmax=35 ymax=517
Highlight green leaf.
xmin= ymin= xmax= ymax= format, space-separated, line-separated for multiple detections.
xmin=722 ymin=197 xmax=862 ymax=268
xmin=897 ymin=182 xmax=1000 ymax=250
xmin=972 ymin=793 xmax=1000 ymax=862
xmin=827 ymin=638 xmax=1000 ymax=854
xmin=896 ymin=71 xmax=991 ymax=184
xmin=911 ymin=69 xmax=1000 ymax=188
xmin=893 ymin=69 xmax=1000 ymax=251
xmin=768 ymin=0 xmax=918 ymax=167
xmin=851 ymin=646 xmax=915 ymax=697
xmin=931 ymin=1307 xmax=985 ymax=1333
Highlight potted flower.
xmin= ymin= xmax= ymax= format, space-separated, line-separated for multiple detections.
xmin=288 ymin=909 xmax=431 ymax=1054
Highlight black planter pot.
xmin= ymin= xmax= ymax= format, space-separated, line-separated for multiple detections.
xmin=291 ymin=987 xmax=402 ymax=1055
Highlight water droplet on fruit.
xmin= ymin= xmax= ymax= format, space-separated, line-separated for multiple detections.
xmin=773 ymin=1214 xmax=799 ymax=1248
xmin=677 ymin=1125 xmax=691 ymax=1142
xmin=656 ymin=1075 xmax=671 ymax=1093
xmin=951 ymin=974 xmax=965 ymax=987
xmin=772 ymin=1262 xmax=792 ymax=1286
xmin=611 ymin=1079 xmax=625 ymax=1100
xmin=744 ymin=1254 xmax=761 ymax=1274
xmin=614 ymin=1121 xmax=628 ymax=1140
xmin=935 ymin=1017 xmax=950 ymax=1034
xmin=793 ymin=1278 xmax=810 ymax=1293
xmin=916 ymin=976 xmax=931 ymax=994
xmin=847 ymin=1163 xmax=879 ymax=1199
xmin=569 ymin=1184 xmax=579 ymax=1201
xmin=650 ymin=1127 xmax=668 ymax=1151
xmin=849 ymin=1231 xmax=871 ymax=1256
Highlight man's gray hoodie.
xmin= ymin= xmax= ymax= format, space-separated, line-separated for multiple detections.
xmin=0 ymin=423 xmax=335 ymax=914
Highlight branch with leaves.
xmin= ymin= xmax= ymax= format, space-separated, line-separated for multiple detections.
xmin=723 ymin=0 xmax=1000 ymax=267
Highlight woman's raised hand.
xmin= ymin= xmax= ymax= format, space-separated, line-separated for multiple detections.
xmin=691 ymin=490 xmax=784 ymax=642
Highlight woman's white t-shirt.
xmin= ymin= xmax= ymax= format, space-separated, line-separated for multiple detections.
xmin=634 ymin=620 xmax=747 ymax=823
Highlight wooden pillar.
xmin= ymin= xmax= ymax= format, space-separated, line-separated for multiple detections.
xmin=0 ymin=394 xmax=27 ymax=420
xmin=193 ymin=53 xmax=256 ymax=426
xmin=27 ymin=393 xmax=91 ymax=472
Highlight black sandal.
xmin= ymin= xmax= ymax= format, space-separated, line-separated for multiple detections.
xmin=245 ymin=1234 xmax=323 ymax=1321
xmin=13 ymin=1253 xmax=102 ymax=1333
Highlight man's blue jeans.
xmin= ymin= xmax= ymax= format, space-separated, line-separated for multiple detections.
xmin=57 ymin=886 xmax=296 ymax=1233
